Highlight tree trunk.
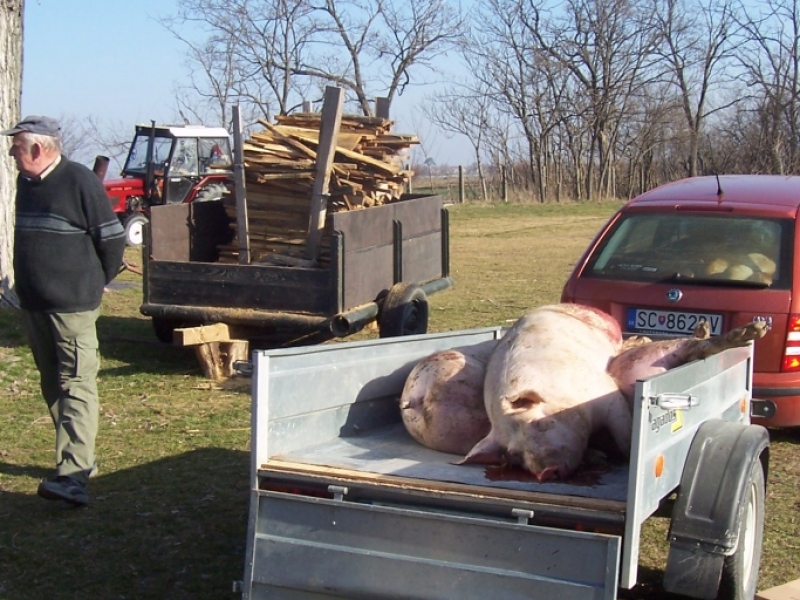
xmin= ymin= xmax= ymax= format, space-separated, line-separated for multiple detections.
xmin=0 ymin=0 xmax=23 ymax=308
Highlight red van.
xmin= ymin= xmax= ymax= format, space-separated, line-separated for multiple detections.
xmin=561 ymin=174 xmax=800 ymax=427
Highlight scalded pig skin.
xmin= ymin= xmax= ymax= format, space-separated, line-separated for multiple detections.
xmin=609 ymin=321 xmax=769 ymax=402
xmin=465 ymin=303 xmax=632 ymax=481
xmin=399 ymin=340 xmax=497 ymax=455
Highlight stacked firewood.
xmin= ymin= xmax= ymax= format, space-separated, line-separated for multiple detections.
xmin=217 ymin=113 xmax=419 ymax=265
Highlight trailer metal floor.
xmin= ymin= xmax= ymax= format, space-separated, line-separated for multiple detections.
xmin=268 ymin=423 xmax=630 ymax=503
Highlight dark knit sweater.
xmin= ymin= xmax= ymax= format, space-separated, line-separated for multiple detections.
xmin=14 ymin=157 xmax=126 ymax=313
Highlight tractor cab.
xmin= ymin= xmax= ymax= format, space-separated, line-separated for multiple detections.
xmin=103 ymin=123 xmax=233 ymax=246
xmin=121 ymin=124 xmax=233 ymax=205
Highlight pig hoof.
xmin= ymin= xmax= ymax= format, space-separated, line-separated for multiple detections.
xmin=693 ymin=321 xmax=711 ymax=339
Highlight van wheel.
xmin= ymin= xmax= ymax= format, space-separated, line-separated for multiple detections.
xmin=717 ymin=458 xmax=766 ymax=600
xmin=124 ymin=214 xmax=149 ymax=246
xmin=378 ymin=283 xmax=428 ymax=338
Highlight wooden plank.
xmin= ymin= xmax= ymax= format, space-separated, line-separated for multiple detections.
xmin=306 ymin=86 xmax=344 ymax=261
xmin=150 ymin=204 xmax=191 ymax=262
xmin=147 ymin=261 xmax=335 ymax=313
xmin=256 ymin=119 xmax=318 ymax=161
xmin=174 ymin=322 xmax=235 ymax=346
xmin=334 ymin=145 xmax=402 ymax=176
xmin=375 ymin=96 xmax=391 ymax=119
xmin=232 ymin=105 xmax=251 ymax=264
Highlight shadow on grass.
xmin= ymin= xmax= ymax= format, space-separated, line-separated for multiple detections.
xmin=0 ymin=448 xmax=250 ymax=600
xmin=97 ymin=315 xmax=201 ymax=377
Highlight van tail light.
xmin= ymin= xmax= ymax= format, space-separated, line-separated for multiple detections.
xmin=782 ymin=314 xmax=800 ymax=371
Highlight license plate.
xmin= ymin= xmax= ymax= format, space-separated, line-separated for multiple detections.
xmin=626 ymin=308 xmax=723 ymax=336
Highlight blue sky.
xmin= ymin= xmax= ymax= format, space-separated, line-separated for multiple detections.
xmin=21 ymin=0 xmax=469 ymax=166
xmin=23 ymin=1 xmax=187 ymax=126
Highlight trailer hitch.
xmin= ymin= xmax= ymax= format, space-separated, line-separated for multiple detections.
xmin=233 ymin=360 xmax=253 ymax=377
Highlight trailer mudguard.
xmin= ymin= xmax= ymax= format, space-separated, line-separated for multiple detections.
xmin=663 ymin=419 xmax=769 ymax=599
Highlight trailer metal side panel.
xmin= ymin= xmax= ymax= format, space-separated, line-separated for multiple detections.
xmin=619 ymin=345 xmax=753 ymax=588
xmin=246 ymin=491 xmax=620 ymax=600
xmin=250 ymin=328 xmax=504 ymax=485
xmin=244 ymin=327 xmax=754 ymax=598
xmin=244 ymin=328 xmax=630 ymax=599
xmin=332 ymin=195 xmax=446 ymax=308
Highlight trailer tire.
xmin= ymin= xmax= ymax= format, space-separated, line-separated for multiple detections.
xmin=378 ymin=283 xmax=429 ymax=338
xmin=124 ymin=213 xmax=149 ymax=247
xmin=717 ymin=458 xmax=766 ymax=600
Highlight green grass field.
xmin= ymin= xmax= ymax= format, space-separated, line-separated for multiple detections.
xmin=1 ymin=201 xmax=798 ymax=599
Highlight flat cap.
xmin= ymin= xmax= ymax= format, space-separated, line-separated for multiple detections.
xmin=0 ymin=115 xmax=61 ymax=137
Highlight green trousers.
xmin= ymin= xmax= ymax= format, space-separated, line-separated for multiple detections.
xmin=21 ymin=308 xmax=101 ymax=485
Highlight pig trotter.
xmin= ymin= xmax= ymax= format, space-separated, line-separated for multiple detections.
xmin=686 ymin=320 xmax=769 ymax=362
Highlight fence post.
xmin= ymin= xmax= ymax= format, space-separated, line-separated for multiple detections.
xmin=501 ymin=165 xmax=508 ymax=203
xmin=458 ymin=165 xmax=465 ymax=204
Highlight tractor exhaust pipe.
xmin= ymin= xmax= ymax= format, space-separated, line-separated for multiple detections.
xmin=92 ymin=155 xmax=110 ymax=181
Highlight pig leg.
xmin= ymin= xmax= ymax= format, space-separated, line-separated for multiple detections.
xmin=619 ymin=335 xmax=652 ymax=351
xmin=590 ymin=386 xmax=633 ymax=455
xmin=679 ymin=320 xmax=769 ymax=363
xmin=692 ymin=320 xmax=711 ymax=339
xmin=460 ymin=432 xmax=506 ymax=466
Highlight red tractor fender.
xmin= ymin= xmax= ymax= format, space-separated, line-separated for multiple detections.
xmin=103 ymin=177 xmax=146 ymax=216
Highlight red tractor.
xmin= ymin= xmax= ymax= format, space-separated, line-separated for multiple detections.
xmin=101 ymin=122 xmax=233 ymax=246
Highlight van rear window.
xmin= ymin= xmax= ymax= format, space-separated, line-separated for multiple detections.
xmin=586 ymin=214 xmax=793 ymax=288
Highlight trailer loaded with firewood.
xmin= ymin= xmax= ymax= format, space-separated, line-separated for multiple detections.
xmin=138 ymin=87 xmax=452 ymax=379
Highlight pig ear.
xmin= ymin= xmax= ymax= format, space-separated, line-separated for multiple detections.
xmin=459 ymin=433 xmax=505 ymax=466
xmin=508 ymin=391 xmax=545 ymax=412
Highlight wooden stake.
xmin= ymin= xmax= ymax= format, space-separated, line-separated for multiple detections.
xmin=232 ymin=105 xmax=251 ymax=264
xmin=305 ymin=86 xmax=344 ymax=261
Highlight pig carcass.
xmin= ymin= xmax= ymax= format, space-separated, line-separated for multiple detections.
xmin=608 ymin=320 xmax=769 ymax=402
xmin=399 ymin=340 xmax=497 ymax=455
xmin=400 ymin=303 xmax=769 ymax=482
xmin=463 ymin=304 xmax=631 ymax=482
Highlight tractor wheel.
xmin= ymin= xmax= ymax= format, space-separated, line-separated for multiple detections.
xmin=124 ymin=213 xmax=149 ymax=247
xmin=378 ymin=283 xmax=429 ymax=338
xmin=194 ymin=182 xmax=229 ymax=203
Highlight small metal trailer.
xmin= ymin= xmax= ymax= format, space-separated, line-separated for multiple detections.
xmin=239 ymin=328 xmax=769 ymax=599
xmin=139 ymin=193 xmax=452 ymax=349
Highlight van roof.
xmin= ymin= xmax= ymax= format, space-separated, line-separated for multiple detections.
xmin=631 ymin=175 xmax=800 ymax=211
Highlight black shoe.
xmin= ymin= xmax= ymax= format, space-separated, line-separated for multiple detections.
xmin=37 ymin=476 xmax=89 ymax=506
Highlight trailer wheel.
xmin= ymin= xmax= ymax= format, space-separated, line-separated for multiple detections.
xmin=152 ymin=318 xmax=198 ymax=344
xmin=378 ymin=283 xmax=428 ymax=338
xmin=717 ymin=458 xmax=766 ymax=600
xmin=124 ymin=213 xmax=149 ymax=247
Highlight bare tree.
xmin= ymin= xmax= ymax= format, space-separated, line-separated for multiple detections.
xmin=734 ymin=0 xmax=800 ymax=173
xmin=0 ymin=0 xmax=23 ymax=308
xmin=166 ymin=0 xmax=319 ymax=123
xmin=166 ymin=0 xmax=464 ymax=122
xmin=525 ymin=0 xmax=659 ymax=200
xmin=460 ymin=0 xmax=569 ymax=201
xmin=652 ymin=0 xmax=737 ymax=176
xmin=422 ymin=83 xmax=495 ymax=200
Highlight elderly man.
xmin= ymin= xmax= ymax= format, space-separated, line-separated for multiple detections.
xmin=2 ymin=115 xmax=126 ymax=506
